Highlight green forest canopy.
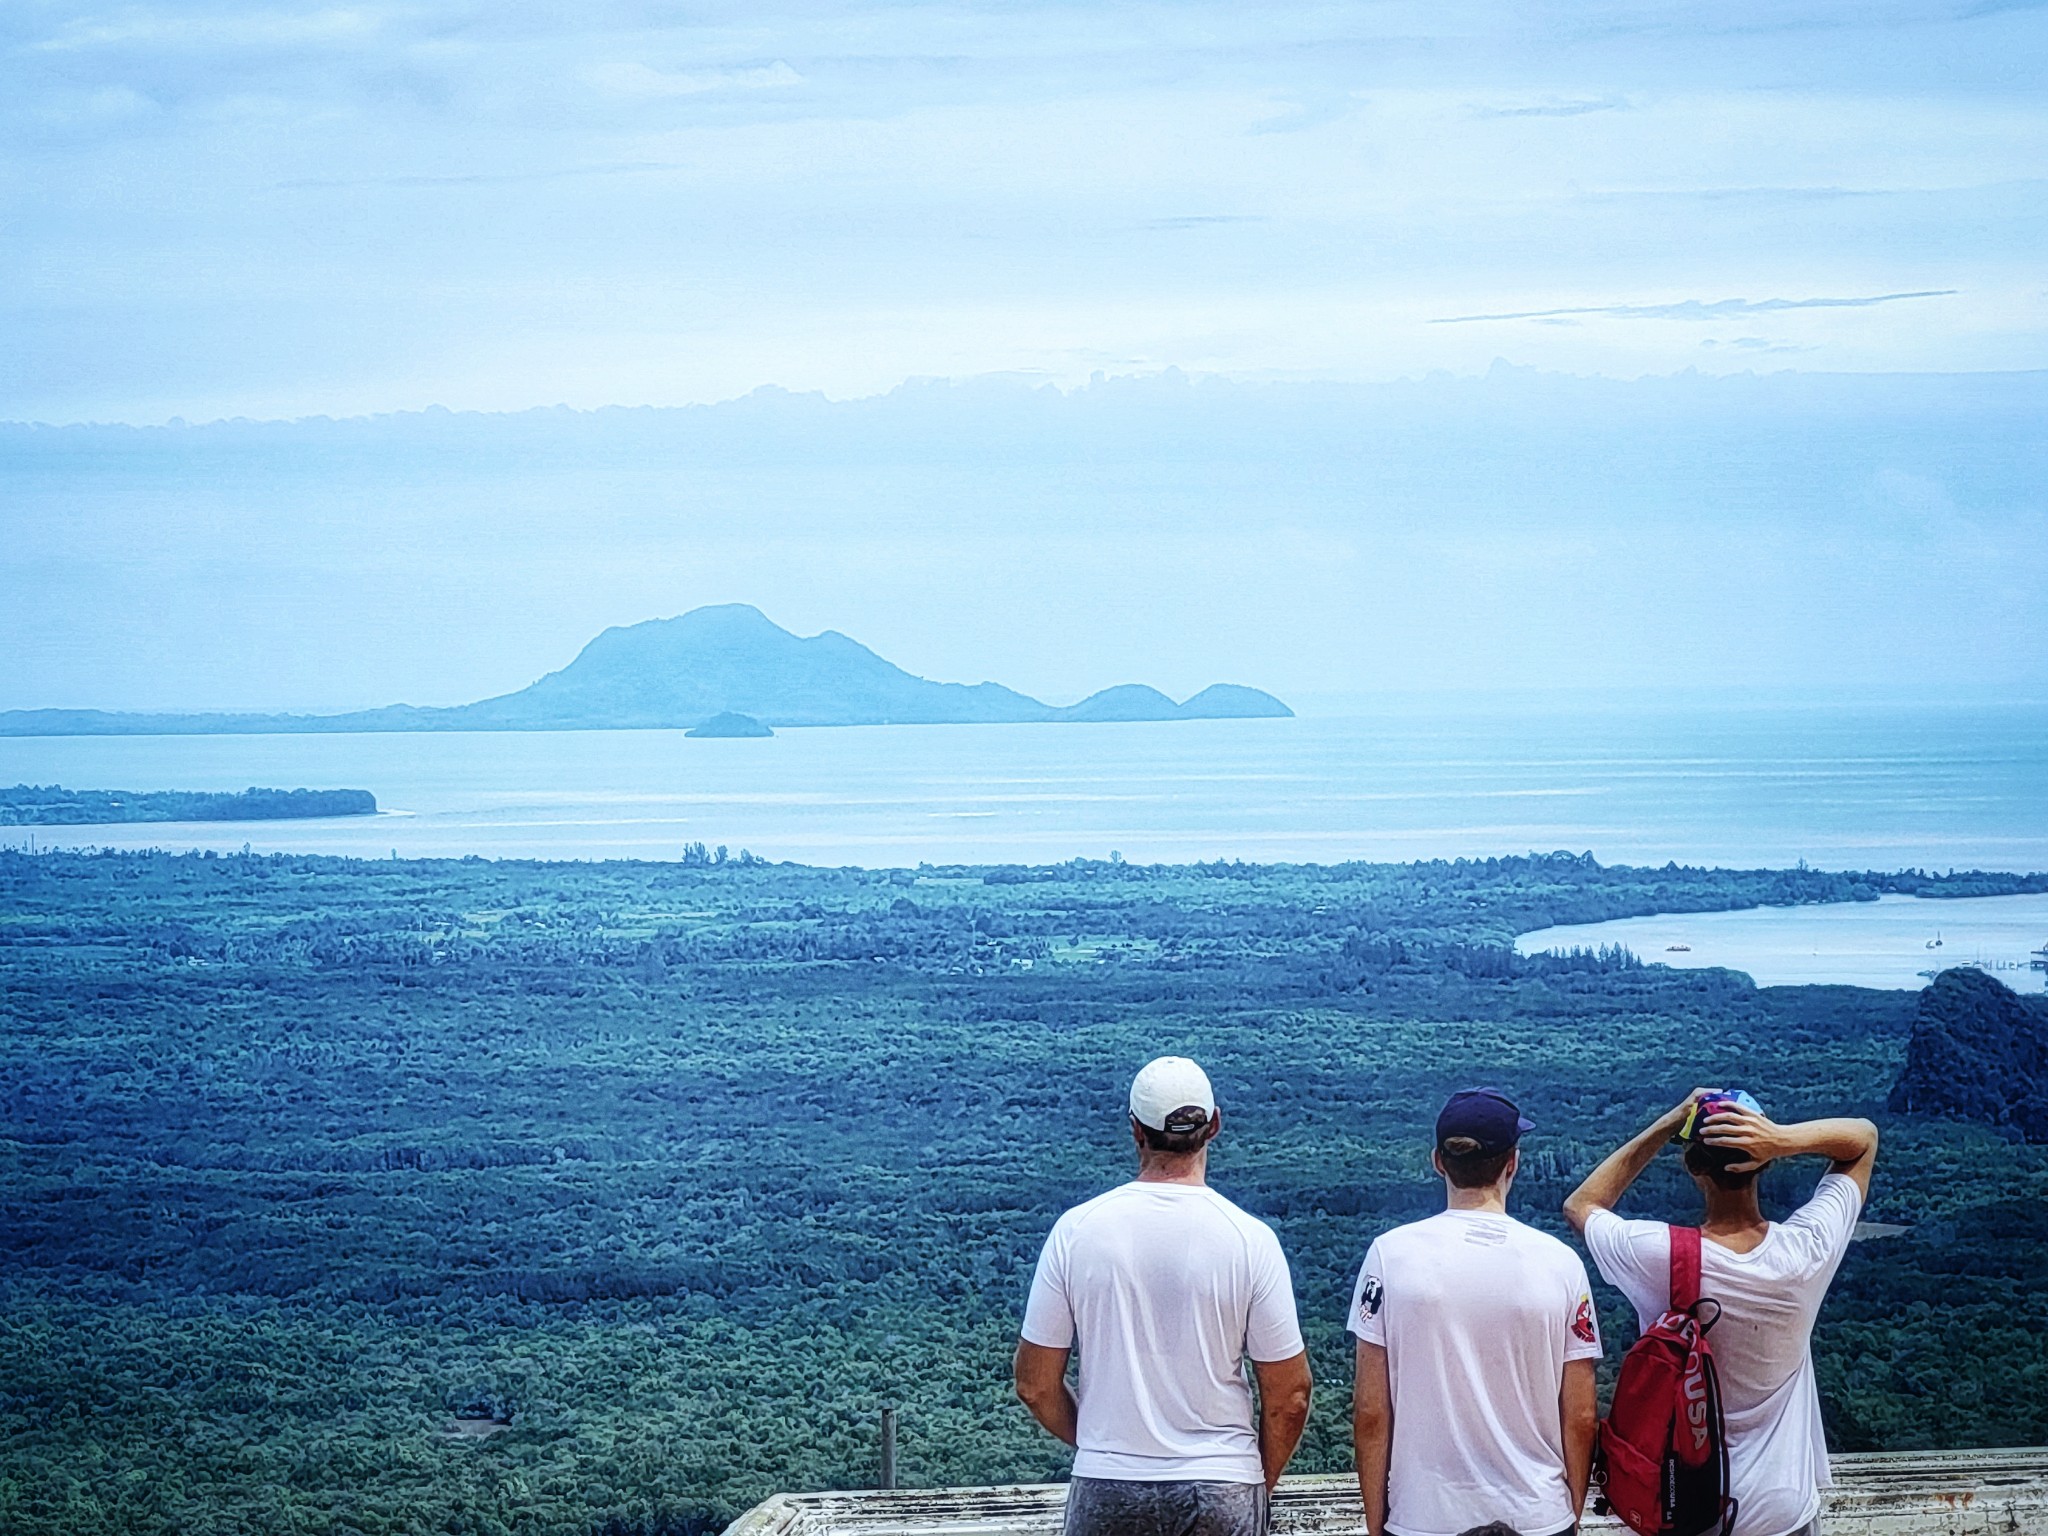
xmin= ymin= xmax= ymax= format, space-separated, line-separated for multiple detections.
xmin=1 ymin=848 xmax=2044 ymax=1536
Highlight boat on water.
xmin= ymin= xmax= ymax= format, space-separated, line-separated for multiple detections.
xmin=1926 ymin=933 xmax=1944 ymax=949
xmin=1665 ymin=943 xmax=1691 ymax=952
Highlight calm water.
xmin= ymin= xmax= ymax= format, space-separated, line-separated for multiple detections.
xmin=1518 ymin=892 xmax=2048 ymax=994
xmin=2 ymin=700 xmax=2044 ymax=873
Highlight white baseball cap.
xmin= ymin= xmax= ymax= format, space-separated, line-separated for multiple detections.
xmin=1129 ymin=1056 xmax=1216 ymax=1132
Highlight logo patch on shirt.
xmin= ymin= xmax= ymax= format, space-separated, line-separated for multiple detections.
xmin=1571 ymin=1296 xmax=1598 ymax=1344
xmin=1360 ymin=1276 xmax=1384 ymax=1318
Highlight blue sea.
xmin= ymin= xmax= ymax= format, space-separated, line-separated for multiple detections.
xmin=3 ymin=698 xmax=2043 ymax=872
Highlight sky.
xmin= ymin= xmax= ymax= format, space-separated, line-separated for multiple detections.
xmin=1 ymin=1 xmax=2044 ymax=712
xmin=3 ymin=0 xmax=2046 ymax=421
xmin=4 ymin=370 xmax=2043 ymax=711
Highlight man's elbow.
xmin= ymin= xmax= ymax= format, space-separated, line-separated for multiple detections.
xmin=1833 ymin=1119 xmax=1880 ymax=1173
xmin=1012 ymin=1349 xmax=1052 ymax=1411
xmin=1561 ymin=1188 xmax=1596 ymax=1233
xmin=1257 ymin=1357 xmax=1314 ymax=1420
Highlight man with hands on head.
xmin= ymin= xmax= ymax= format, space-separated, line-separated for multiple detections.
xmin=1015 ymin=1056 xmax=1313 ymax=1536
xmin=1564 ymin=1090 xmax=1879 ymax=1536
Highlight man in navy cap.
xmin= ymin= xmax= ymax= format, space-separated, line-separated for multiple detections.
xmin=1350 ymin=1090 xmax=1602 ymax=1536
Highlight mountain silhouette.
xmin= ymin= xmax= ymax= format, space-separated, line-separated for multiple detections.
xmin=0 ymin=605 xmax=1293 ymax=735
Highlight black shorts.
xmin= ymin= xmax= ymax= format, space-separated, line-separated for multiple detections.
xmin=1063 ymin=1477 xmax=1269 ymax=1536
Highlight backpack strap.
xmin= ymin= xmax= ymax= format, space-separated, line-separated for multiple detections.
xmin=1669 ymin=1225 xmax=1702 ymax=1312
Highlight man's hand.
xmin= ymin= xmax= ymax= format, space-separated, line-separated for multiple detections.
xmin=1252 ymin=1350 xmax=1313 ymax=1492
xmin=1352 ymin=1341 xmax=1392 ymax=1536
xmin=1663 ymin=1088 xmax=1718 ymax=1137
xmin=1560 ymin=1358 xmax=1598 ymax=1522
xmin=1564 ymin=1088 xmax=1716 ymax=1233
xmin=1013 ymin=1340 xmax=1078 ymax=1447
xmin=1703 ymin=1111 xmax=1879 ymax=1197
xmin=1697 ymin=1105 xmax=1787 ymax=1172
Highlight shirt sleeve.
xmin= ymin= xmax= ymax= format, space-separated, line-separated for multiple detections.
xmin=1563 ymin=1253 xmax=1604 ymax=1362
xmin=1779 ymin=1171 xmax=1864 ymax=1278
xmin=1019 ymin=1223 xmax=1075 ymax=1349
xmin=1347 ymin=1238 xmax=1387 ymax=1345
xmin=1581 ymin=1207 xmax=1668 ymax=1324
xmin=1246 ymin=1226 xmax=1306 ymax=1362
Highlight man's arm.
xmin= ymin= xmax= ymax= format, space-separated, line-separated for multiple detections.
xmin=1563 ymin=1090 xmax=1707 ymax=1233
xmin=1013 ymin=1340 xmax=1078 ymax=1446
xmin=1700 ymin=1110 xmax=1880 ymax=1199
xmin=1352 ymin=1340 xmax=1392 ymax=1536
xmin=1560 ymin=1357 xmax=1598 ymax=1522
xmin=1252 ymin=1350 xmax=1314 ymax=1492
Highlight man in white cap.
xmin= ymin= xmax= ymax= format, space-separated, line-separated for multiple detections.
xmin=1015 ymin=1056 xmax=1313 ymax=1536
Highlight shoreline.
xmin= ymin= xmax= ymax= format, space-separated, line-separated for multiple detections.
xmin=1520 ymin=889 xmax=2048 ymax=993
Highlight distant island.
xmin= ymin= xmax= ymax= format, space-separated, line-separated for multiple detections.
xmin=686 ymin=711 xmax=774 ymax=739
xmin=0 ymin=605 xmax=1293 ymax=736
xmin=0 ymin=785 xmax=378 ymax=825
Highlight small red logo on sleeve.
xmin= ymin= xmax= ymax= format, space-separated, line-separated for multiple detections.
xmin=1571 ymin=1297 xmax=1597 ymax=1344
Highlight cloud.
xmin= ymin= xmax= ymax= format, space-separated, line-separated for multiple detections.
xmin=1702 ymin=337 xmax=1813 ymax=354
xmin=1248 ymin=89 xmax=1356 ymax=135
xmin=1432 ymin=290 xmax=1958 ymax=324
xmin=585 ymin=61 xmax=804 ymax=99
xmin=276 ymin=161 xmax=690 ymax=191
xmin=1475 ymin=99 xmax=1625 ymax=118
xmin=1146 ymin=215 xmax=1266 ymax=230
xmin=29 ymin=85 xmax=160 ymax=127
xmin=34 ymin=7 xmax=381 ymax=52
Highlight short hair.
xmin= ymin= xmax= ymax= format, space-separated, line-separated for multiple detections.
xmin=1684 ymin=1138 xmax=1761 ymax=1191
xmin=1438 ymin=1136 xmax=1514 ymax=1190
xmin=1135 ymin=1111 xmax=1217 ymax=1156
xmin=1456 ymin=1524 xmax=1521 ymax=1536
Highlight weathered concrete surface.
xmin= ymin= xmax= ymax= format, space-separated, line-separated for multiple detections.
xmin=726 ymin=1448 xmax=2048 ymax=1536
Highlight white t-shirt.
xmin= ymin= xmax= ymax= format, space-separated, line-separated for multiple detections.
xmin=1020 ymin=1180 xmax=1304 ymax=1483
xmin=1582 ymin=1173 xmax=1863 ymax=1536
xmin=1349 ymin=1210 xmax=1605 ymax=1536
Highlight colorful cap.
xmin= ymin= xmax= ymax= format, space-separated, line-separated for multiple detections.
xmin=1678 ymin=1089 xmax=1763 ymax=1143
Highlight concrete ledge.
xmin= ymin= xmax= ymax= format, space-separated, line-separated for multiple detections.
xmin=726 ymin=1448 xmax=2048 ymax=1536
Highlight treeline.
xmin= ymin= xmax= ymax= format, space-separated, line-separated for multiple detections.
xmin=8 ymin=845 xmax=2044 ymax=975
xmin=0 ymin=784 xmax=377 ymax=824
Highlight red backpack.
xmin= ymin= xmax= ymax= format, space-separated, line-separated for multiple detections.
xmin=1594 ymin=1226 xmax=1738 ymax=1536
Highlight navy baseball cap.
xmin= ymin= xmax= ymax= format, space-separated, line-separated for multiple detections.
xmin=1436 ymin=1089 xmax=1535 ymax=1155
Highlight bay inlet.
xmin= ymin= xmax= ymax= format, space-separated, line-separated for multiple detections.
xmin=1517 ymin=891 xmax=2048 ymax=993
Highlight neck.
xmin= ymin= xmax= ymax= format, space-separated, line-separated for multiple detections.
xmin=1446 ymin=1181 xmax=1510 ymax=1214
xmin=1701 ymin=1185 xmax=1766 ymax=1233
xmin=1137 ymin=1148 xmax=1209 ymax=1186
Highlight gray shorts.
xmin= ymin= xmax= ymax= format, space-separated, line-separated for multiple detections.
xmin=1062 ymin=1477 xmax=1269 ymax=1536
